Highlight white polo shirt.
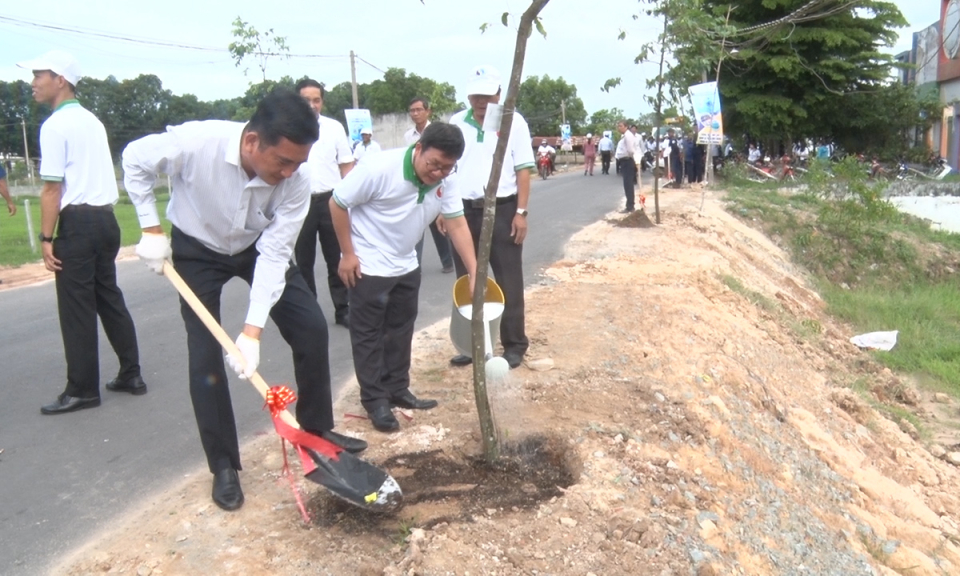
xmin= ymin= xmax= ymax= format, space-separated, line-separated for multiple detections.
xmin=39 ymin=99 xmax=119 ymax=208
xmin=446 ymin=108 xmax=535 ymax=201
xmin=305 ymin=115 xmax=354 ymax=193
xmin=333 ymin=146 xmax=464 ymax=277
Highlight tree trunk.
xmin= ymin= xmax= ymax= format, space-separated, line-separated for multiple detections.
xmin=471 ymin=0 xmax=550 ymax=463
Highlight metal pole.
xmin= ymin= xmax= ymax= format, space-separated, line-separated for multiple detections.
xmin=349 ymin=50 xmax=359 ymax=109
xmin=24 ymin=198 xmax=37 ymax=252
xmin=21 ymin=117 xmax=35 ymax=187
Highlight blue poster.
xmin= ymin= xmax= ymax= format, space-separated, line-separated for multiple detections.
xmin=344 ymin=109 xmax=373 ymax=145
xmin=688 ymin=82 xmax=723 ymax=145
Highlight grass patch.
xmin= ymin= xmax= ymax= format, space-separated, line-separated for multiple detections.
xmin=723 ymin=168 xmax=960 ymax=399
xmin=720 ymin=273 xmax=822 ymax=343
xmin=0 ymin=189 xmax=170 ymax=268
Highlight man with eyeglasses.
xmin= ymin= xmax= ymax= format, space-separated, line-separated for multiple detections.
xmin=446 ymin=64 xmax=535 ymax=370
xmin=406 ymin=97 xmax=455 ymax=274
xmin=330 ymin=122 xmax=477 ymax=433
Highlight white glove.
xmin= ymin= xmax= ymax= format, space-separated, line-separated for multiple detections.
xmin=136 ymin=232 xmax=171 ymax=274
xmin=226 ymin=333 xmax=260 ymax=380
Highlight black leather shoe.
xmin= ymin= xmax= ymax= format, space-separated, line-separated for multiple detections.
xmin=368 ymin=406 xmax=400 ymax=433
xmin=311 ymin=429 xmax=367 ymax=454
xmin=503 ymin=352 xmax=524 ymax=369
xmin=105 ymin=375 xmax=147 ymax=395
xmin=390 ymin=391 xmax=438 ymax=410
xmin=450 ymin=354 xmax=472 ymax=366
xmin=40 ymin=393 xmax=101 ymax=415
xmin=212 ymin=469 xmax=244 ymax=511
xmin=335 ymin=314 xmax=350 ymax=328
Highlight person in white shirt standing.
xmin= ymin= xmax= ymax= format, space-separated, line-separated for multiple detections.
xmin=17 ymin=50 xmax=146 ymax=415
xmin=597 ymin=132 xmax=615 ymax=174
xmin=406 ymin=97 xmax=454 ymax=274
xmin=615 ymin=120 xmax=639 ymax=212
xmin=446 ymin=64 xmax=535 ymax=369
xmin=294 ymin=78 xmax=354 ymax=328
xmin=331 ymin=123 xmax=477 ymax=433
xmin=122 ymin=89 xmax=366 ymax=512
xmin=352 ymin=127 xmax=382 ymax=165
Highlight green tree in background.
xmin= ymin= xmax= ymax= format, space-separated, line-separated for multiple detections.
xmin=583 ymin=107 xmax=624 ymax=137
xmin=516 ymin=75 xmax=586 ymax=136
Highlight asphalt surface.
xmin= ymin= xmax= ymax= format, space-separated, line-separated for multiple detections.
xmin=0 ymin=168 xmax=633 ymax=574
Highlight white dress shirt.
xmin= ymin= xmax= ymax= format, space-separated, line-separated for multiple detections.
xmin=403 ymin=120 xmax=431 ymax=145
xmin=615 ymin=131 xmax=638 ymax=160
xmin=121 ymin=120 xmax=312 ymax=328
xmin=353 ymin=140 xmax=382 ymax=165
xmin=305 ymin=115 xmax=354 ymax=193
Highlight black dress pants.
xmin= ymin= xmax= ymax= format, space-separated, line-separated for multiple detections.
xmin=171 ymin=227 xmax=334 ymax=473
xmin=294 ymin=192 xmax=349 ymax=322
xmin=620 ymin=158 xmax=637 ymax=211
xmin=601 ymin=151 xmax=612 ymax=174
xmin=452 ymin=197 xmax=528 ymax=357
xmin=348 ymin=269 xmax=421 ymax=412
xmin=54 ymin=204 xmax=140 ymax=398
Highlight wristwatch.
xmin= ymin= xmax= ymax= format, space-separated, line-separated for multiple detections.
xmin=516 ymin=208 xmax=528 ymax=217
xmin=38 ymin=233 xmax=54 ymax=243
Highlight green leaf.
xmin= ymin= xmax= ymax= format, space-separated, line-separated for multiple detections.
xmin=618 ymin=29 xmax=626 ymax=41
xmin=535 ymin=17 xmax=547 ymax=38
xmin=479 ymin=22 xmax=490 ymax=34
xmin=601 ymin=78 xmax=622 ymax=93
xmin=502 ymin=12 xmax=509 ymax=27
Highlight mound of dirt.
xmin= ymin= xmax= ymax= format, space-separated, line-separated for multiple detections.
xmin=56 ymin=187 xmax=960 ymax=576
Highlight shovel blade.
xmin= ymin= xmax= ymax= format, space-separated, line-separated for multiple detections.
xmin=304 ymin=448 xmax=402 ymax=512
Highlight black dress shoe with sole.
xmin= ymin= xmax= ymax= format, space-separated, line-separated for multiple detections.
xmin=40 ymin=393 xmax=101 ymax=415
xmin=335 ymin=313 xmax=350 ymax=328
xmin=503 ymin=352 xmax=524 ymax=369
xmin=368 ymin=405 xmax=400 ymax=432
xmin=449 ymin=354 xmax=472 ymax=366
xmin=390 ymin=391 xmax=438 ymax=410
xmin=105 ymin=375 xmax=148 ymax=395
xmin=212 ymin=469 xmax=244 ymax=511
xmin=306 ymin=429 xmax=368 ymax=454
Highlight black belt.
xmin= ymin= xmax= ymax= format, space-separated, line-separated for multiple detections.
xmin=312 ymin=190 xmax=333 ymax=197
xmin=61 ymin=203 xmax=113 ymax=213
xmin=462 ymin=195 xmax=517 ymax=210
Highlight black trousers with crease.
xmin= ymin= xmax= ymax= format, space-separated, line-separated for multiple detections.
xmin=295 ymin=192 xmax=349 ymax=321
xmin=172 ymin=227 xmax=334 ymax=473
xmin=54 ymin=205 xmax=140 ymax=398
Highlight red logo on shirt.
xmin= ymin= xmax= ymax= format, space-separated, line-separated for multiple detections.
xmin=437 ymin=187 xmax=443 ymax=198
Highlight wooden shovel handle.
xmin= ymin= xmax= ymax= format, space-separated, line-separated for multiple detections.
xmin=162 ymin=260 xmax=301 ymax=429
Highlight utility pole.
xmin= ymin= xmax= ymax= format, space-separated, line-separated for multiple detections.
xmin=561 ymin=99 xmax=566 ymax=124
xmin=21 ymin=117 xmax=35 ymax=186
xmin=349 ymin=50 xmax=359 ymax=109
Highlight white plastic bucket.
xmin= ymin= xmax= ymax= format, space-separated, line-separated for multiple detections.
xmin=449 ymin=275 xmax=504 ymax=357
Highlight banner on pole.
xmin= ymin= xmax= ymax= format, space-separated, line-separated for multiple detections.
xmin=344 ymin=109 xmax=373 ymax=145
xmin=688 ymin=82 xmax=723 ymax=145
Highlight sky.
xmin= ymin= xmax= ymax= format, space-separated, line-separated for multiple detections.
xmin=0 ymin=0 xmax=946 ymax=122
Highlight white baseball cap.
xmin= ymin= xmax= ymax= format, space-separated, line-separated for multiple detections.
xmin=586 ymin=133 xmax=593 ymax=138
xmin=17 ymin=50 xmax=82 ymax=85
xmin=466 ymin=65 xmax=501 ymax=96
xmin=360 ymin=127 xmax=372 ymax=135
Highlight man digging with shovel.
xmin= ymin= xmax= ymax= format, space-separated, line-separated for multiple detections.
xmin=122 ymin=89 xmax=366 ymax=511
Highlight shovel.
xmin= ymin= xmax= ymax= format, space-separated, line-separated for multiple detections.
xmin=161 ymin=261 xmax=402 ymax=512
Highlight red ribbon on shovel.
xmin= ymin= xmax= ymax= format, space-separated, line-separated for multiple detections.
xmin=264 ymin=385 xmax=344 ymax=522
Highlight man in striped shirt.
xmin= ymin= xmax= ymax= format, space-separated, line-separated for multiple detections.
xmin=122 ymin=89 xmax=365 ymax=512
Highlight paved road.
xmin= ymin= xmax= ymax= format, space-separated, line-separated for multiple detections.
xmin=0 ymin=168 xmax=632 ymax=574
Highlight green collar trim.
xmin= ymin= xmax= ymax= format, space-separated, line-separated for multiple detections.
xmin=403 ymin=145 xmax=433 ymax=203
xmin=55 ymin=99 xmax=80 ymax=111
xmin=464 ymin=109 xmax=485 ymax=143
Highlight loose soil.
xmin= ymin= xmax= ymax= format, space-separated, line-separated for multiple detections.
xmin=51 ymin=184 xmax=960 ymax=575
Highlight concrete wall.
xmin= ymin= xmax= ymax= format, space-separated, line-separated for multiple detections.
xmin=370 ymin=112 xmax=454 ymax=151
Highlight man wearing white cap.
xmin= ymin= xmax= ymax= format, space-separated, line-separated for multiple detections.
xmin=583 ymin=133 xmax=597 ymax=176
xmin=445 ymin=64 xmax=535 ymax=369
xmin=352 ymin=127 xmax=381 ymax=165
xmin=17 ymin=51 xmax=146 ymax=414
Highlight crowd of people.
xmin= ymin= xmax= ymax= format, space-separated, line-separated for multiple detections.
xmin=19 ymin=50 xmax=533 ymax=512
